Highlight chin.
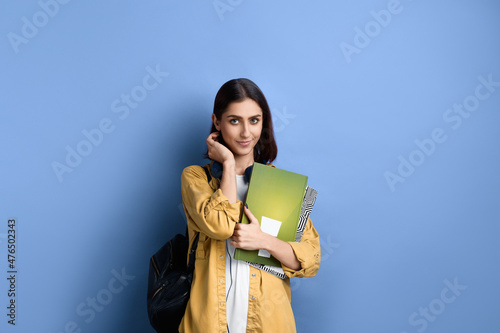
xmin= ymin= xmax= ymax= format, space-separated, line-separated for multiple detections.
xmin=234 ymin=148 xmax=254 ymax=158
xmin=231 ymin=144 xmax=256 ymax=157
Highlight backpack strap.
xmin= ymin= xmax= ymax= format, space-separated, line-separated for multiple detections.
xmin=187 ymin=233 xmax=199 ymax=272
xmin=203 ymin=164 xmax=212 ymax=183
xmin=186 ymin=164 xmax=212 ymax=271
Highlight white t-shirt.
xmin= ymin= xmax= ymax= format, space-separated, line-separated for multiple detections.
xmin=225 ymin=174 xmax=250 ymax=333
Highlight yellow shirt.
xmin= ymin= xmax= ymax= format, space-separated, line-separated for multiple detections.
xmin=179 ymin=164 xmax=321 ymax=333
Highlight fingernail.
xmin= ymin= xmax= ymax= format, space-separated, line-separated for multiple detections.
xmin=244 ymin=203 xmax=248 ymax=209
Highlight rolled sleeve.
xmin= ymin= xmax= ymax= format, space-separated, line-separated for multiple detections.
xmin=282 ymin=218 xmax=321 ymax=278
xmin=181 ymin=166 xmax=243 ymax=240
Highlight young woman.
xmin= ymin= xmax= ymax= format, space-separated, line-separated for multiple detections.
xmin=179 ymin=78 xmax=320 ymax=333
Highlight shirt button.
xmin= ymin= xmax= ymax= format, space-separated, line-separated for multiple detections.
xmin=220 ymin=302 xmax=225 ymax=307
xmin=252 ymin=274 xmax=256 ymax=277
xmin=219 ymin=255 xmax=224 ymax=260
xmin=219 ymin=278 xmax=224 ymax=283
xmin=250 ymin=296 xmax=255 ymax=301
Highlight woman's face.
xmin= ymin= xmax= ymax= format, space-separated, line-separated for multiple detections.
xmin=212 ymin=98 xmax=263 ymax=160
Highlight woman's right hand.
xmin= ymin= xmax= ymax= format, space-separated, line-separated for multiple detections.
xmin=206 ymin=132 xmax=234 ymax=165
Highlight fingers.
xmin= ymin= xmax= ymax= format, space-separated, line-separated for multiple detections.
xmin=207 ymin=131 xmax=235 ymax=163
xmin=233 ymin=223 xmax=241 ymax=232
xmin=231 ymin=226 xmax=246 ymax=245
xmin=229 ymin=234 xmax=240 ymax=248
xmin=206 ymin=133 xmax=218 ymax=150
xmin=206 ymin=132 xmax=222 ymax=160
xmin=206 ymin=131 xmax=220 ymax=143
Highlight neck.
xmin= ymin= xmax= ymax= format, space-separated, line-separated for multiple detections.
xmin=234 ymin=154 xmax=254 ymax=175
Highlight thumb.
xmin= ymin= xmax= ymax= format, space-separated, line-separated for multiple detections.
xmin=243 ymin=205 xmax=258 ymax=224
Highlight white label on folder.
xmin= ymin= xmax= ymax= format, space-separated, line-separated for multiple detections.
xmin=258 ymin=216 xmax=282 ymax=258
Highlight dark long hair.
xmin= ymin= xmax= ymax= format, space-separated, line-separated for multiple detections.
xmin=208 ymin=78 xmax=277 ymax=163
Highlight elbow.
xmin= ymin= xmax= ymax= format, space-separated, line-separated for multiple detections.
xmin=294 ymin=262 xmax=320 ymax=278
xmin=289 ymin=261 xmax=302 ymax=271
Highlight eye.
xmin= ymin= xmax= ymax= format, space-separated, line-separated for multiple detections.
xmin=229 ymin=119 xmax=239 ymax=125
xmin=250 ymin=118 xmax=259 ymax=124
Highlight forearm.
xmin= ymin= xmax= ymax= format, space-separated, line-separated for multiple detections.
xmin=232 ymin=206 xmax=302 ymax=270
xmin=219 ymin=160 xmax=237 ymax=204
xmin=263 ymin=234 xmax=301 ymax=271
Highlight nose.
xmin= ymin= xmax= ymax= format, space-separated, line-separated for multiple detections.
xmin=241 ymin=122 xmax=250 ymax=138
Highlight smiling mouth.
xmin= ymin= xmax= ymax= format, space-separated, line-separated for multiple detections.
xmin=237 ymin=140 xmax=252 ymax=146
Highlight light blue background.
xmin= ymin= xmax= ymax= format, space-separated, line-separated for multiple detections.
xmin=1 ymin=1 xmax=500 ymax=332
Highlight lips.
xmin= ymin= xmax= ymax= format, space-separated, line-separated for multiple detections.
xmin=237 ymin=140 xmax=252 ymax=146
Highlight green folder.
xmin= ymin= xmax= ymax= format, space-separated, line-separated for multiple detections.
xmin=234 ymin=163 xmax=308 ymax=267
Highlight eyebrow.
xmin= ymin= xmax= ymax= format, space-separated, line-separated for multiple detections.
xmin=225 ymin=114 xmax=262 ymax=119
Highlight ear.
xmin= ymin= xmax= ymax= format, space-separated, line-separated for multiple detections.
xmin=212 ymin=114 xmax=221 ymax=131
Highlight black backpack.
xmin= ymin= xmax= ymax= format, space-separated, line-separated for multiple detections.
xmin=147 ymin=165 xmax=211 ymax=332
